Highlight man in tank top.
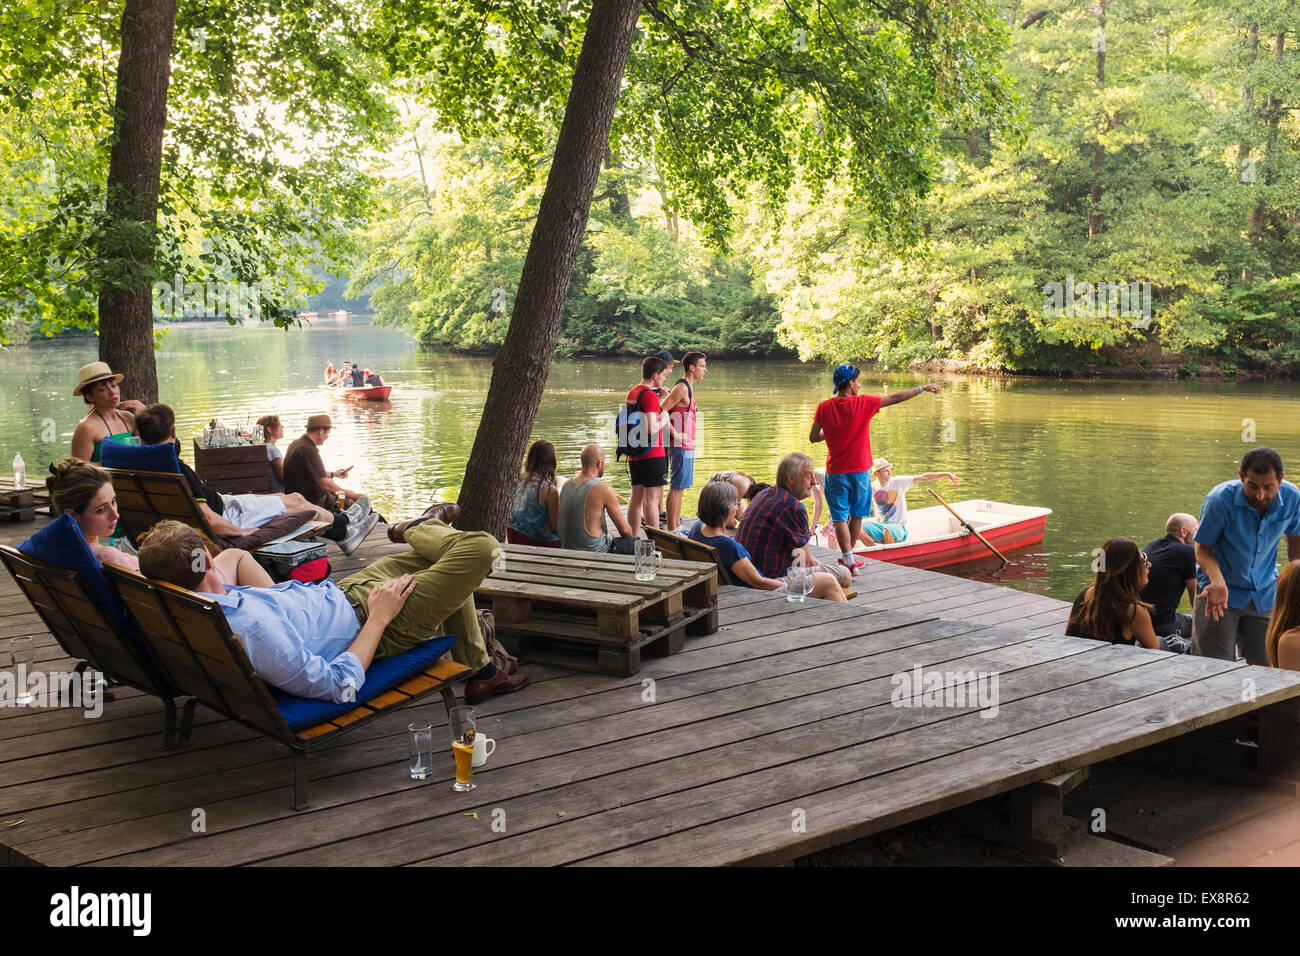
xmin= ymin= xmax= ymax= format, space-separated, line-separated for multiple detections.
xmin=558 ymin=444 xmax=637 ymax=554
xmin=662 ymin=351 xmax=707 ymax=533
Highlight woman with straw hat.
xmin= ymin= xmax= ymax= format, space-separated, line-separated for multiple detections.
xmin=70 ymin=362 xmax=144 ymax=463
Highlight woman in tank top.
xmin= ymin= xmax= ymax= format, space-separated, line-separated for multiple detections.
xmin=1065 ymin=538 xmax=1160 ymax=649
xmin=70 ymin=362 xmax=140 ymax=463
xmin=507 ymin=440 xmax=561 ymax=547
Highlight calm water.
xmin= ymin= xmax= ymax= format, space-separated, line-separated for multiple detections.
xmin=4 ymin=318 xmax=1298 ymax=601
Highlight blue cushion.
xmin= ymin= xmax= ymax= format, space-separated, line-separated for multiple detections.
xmin=18 ymin=513 xmax=137 ymax=637
xmin=272 ymin=634 xmax=460 ymax=731
xmin=99 ymin=439 xmax=181 ymax=473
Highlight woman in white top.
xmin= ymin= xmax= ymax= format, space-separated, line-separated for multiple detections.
xmin=48 ymin=457 xmax=272 ymax=586
xmin=258 ymin=414 xmax=287 ymax=493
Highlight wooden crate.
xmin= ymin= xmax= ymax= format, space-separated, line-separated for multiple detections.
xmin=477 ymin=544 xmax=719 ymax=676
xmin=193 ymin=440 xmax=272 ymax=494
xmin=0 ymin=487 xmax=36 ymax=523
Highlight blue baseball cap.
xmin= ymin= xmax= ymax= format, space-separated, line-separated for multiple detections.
xmin=832 ymin=364 xmax=859 ymax=394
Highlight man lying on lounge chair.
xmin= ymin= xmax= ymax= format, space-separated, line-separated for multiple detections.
xmin=137 ymin=519 xmax=528 ymax=704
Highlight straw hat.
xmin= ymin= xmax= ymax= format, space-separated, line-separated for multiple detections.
xmin=73 ymin=362 xmax=124 ymax=396
xmin=870 ymin=457 xmax=893 ymax=475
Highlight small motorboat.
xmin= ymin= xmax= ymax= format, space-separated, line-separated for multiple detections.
xmin=816 ymin=499 xmax=1052 ymax=570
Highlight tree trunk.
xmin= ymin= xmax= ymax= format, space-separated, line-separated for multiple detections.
xmin=1088 ymin=1 xmax=1105 ymax=240
xmin=1240 ymin=23 xmax=1259 ymax=283
xmin=98 ymin=0 xmax=176 ymax=405
xmin=455 ymin=0 xmax=642 ymax=536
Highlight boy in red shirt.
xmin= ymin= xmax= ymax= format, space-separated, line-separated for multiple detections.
xmin=810 ymin=364 xmax=940 ymax=574
xmin=625 ymin=355 xmax=681 ymax=536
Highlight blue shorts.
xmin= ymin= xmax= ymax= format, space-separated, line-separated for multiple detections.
xmin=860 ymin=521 xmax=907 ymax=543
xmin=823 ymin=471 xmax=872 ymax=522
xmin=669 ymin=448 xmax=695 ymax=491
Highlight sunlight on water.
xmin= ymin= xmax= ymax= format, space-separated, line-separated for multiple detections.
xmin=5 ymin=317 xmax=1298 ymax=601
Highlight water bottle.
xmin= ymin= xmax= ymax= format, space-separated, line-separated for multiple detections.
xmin=12 ymin=453 xmax=25 ymax=490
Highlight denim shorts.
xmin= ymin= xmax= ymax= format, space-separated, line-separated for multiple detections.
xmin=669 ymin=448 xmax=695 ymax=490
xmin=823 ymin=471 xmax=872 ymax=522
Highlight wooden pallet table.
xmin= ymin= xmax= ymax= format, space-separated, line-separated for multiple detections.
xmin=193 ymin=439 xmax=272 ymax=494
xmin=476 ymin=543 xmax=719 ymax=676
xmin=0 ymin=486 xmax=37 ymax=523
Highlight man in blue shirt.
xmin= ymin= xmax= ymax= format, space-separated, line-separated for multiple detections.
xmin=137 ymin=518 xmax=528 ymax=704
xmin=1192 ymin=447 xmax=1300 ymax=664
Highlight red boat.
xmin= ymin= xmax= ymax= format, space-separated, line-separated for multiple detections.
xmin=816 ymin=499 xmax=1052 ymax=570
xmin=326 ymin=384 xmax=392 ymax=401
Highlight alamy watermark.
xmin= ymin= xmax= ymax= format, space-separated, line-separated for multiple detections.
xmin=1 ymin=665 xmax=105 ymax=717
xmin=890 ymin=664 xmax=1000 ymax=718
xmin=152 ymin=274 xmax=262 ymax=320
xmin=1043 ymin=275 xmax=1152 ymax=328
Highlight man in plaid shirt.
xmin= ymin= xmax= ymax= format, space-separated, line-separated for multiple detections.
xmin=736 ymin=453 xmax=850 ymax=598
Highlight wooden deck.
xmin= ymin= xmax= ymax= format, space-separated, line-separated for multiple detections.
xmin=3 ymin=517 xmax=1299 ymax=866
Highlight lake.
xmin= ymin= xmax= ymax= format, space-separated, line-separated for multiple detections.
xmin=4 ymin=316 xmax=1298 ymax=601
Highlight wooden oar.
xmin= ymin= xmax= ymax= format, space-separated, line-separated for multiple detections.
xmin=926 ymin=488 xmax=1009 ymax=567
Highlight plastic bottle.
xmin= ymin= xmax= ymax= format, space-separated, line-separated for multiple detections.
xmin=12 ymin=453 xmax=25 ymax=490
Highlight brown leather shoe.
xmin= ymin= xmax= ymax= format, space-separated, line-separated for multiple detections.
xmin=464 ymin=667 xmax=529 ymax=704
xmin=387 ymin=502 xmax=462 ymax=543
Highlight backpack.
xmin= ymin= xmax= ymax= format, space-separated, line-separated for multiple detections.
xmin=615 ymin=387 xmax=653 ymax=460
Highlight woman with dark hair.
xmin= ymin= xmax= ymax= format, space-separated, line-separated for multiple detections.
xmin=1065 ymin=538 xmax=1161 ymax=650
xmin=1266 ymin=561 xmax=1300 ymax=669
xmin=258 ymin=414 xmax=286 ymax=492
xmin=70 ymin=362 xmax=140 ymax=463
xmin=507 ymin=440 xmax=561 ymax=547
xmin=47 ymin=457 xmax=271 ymax=585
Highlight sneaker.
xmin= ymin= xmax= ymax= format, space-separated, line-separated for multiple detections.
xmin=838 ymin=554 xmax=867 ymax=574
xmin=339 ymin=512 xmax=379 ymax=555
xmin=342 ymin=495 xmax=371 ymax=524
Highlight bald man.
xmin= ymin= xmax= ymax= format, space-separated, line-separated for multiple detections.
xmin=557 ymin=444 xmax=637 ymax=554
xmin=1141 ymin=512 xmax=1199 ymax=647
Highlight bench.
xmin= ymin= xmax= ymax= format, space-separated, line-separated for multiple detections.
xmin=0 ymin=544 xmax=192 ymax=747
xmin=105 ymin=565 xmax=474 ymax=808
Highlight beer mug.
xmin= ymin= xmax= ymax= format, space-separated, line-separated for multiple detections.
xmin=634 ymin=539 xmax=662 ymax=582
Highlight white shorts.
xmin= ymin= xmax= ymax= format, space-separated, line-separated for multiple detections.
xmin=219 ymin=493 xmax=286 ymax=528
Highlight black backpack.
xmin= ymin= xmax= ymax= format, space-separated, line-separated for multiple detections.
xmin=615 ymin=387 xmax=653 ymax=460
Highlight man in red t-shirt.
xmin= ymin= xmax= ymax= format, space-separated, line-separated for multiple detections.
xmin=810 ymin=364 xmax=940 ymax=574
xmin=626 ymin=355 xmax=682 ymax=536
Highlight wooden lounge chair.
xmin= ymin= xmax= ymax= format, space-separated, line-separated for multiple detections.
xmin=644 ymin=526 xmax=857 ymax=599
xmin=0 ymin=544 xmax=193 ymax=747
xmin=104 ymin=565 xmax=474 ymax=809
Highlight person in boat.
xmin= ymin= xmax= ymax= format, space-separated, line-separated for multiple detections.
xmin=336 ymin=361 xmax=353 ymax=387
xmin=349 ymin=361 xmax=365 ymax=388
xmin=324 ymin=363 xmax=341 ymax=386
xmin=821 ymin=517 xmax=908 ymax=548
xmin=1140 ymin=513 xmax=1198 ymax=644
xmin=690 ymin=480 xmax=844 ymax=600
xmin=558 ymin=444 xmax=637 ymax=555
xmin=70 ymin=362 xmax=146 ymax=463
xmin=1192 ymin=446 xmax=1300 ymax=667
xmin=1064 ymin=538 xmax=1161 ymax=650
xmin=507 ymin=440 xmax=561 ymax=548
xmin=363 ymin=368 xmax=385 ymax=387
xmin=44 ymin=457 xmax=273 ymax=587
xmin=136 ymin=519 xmax=528 ymax=705
xmin=869 ymin=457 xmax=961 ymax=528
xmin=258 ymin=414 xmax=287 ymax=493
xmin=734 ymin=452 xmax=848 ymax=600
xmin=1266 ymin=561 xmax=1300 ymax=670
xmin=706 ymin=471 xmax=769 ymax=529
xmin=809 ymin=365 xmax=940 ymax=576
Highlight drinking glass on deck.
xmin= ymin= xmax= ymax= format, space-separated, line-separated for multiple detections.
xmin=448 ymin=706 xmax=478 ymax=792
xmin=634 ymin=539 xmax=662 ymax=582
xmin=11 ymin=636 xmax=35 ymax=706
xmin=408 ymin=722 xmax=434 ymax=779
xmin=785 ymin=567 xmax=809 ymax=603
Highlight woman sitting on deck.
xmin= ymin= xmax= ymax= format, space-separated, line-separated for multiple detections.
xmin=1065 ymin=538 xmax=1163 ymax=651
xmin=70 ymin=362 xmax=142 ymax=463
xmin=506 ymin=440 xmax=561 ymax=548
xmin=1266 ymin=561 xmax=1300 ymax=670
xmin=47 ymin=457 xmax=273 ymax=587
xmin=258 ymin=414 xmax=286 ymax=493
xmin=688 ymin=480 xmax=845 ymax=600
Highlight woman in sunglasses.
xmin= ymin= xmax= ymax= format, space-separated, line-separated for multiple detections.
xmin=1065 ymin=538 xmax=1162 ymax=650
